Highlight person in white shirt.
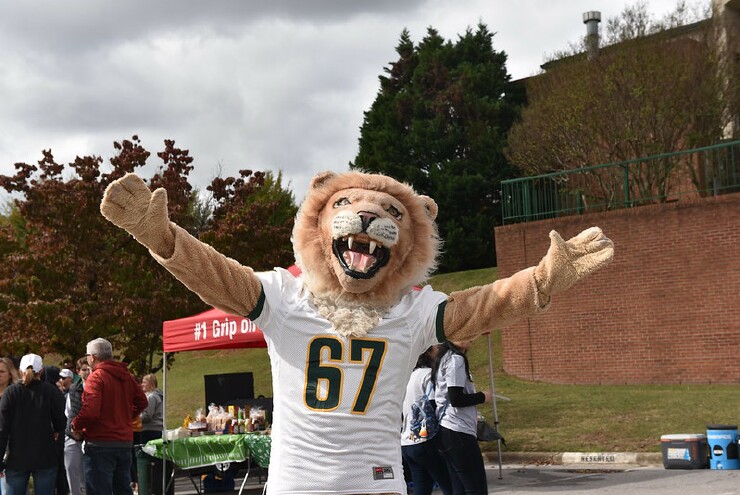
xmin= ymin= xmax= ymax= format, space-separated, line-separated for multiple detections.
xmin=401 ymin=345 xmax=452 ymax=495
xmin=433 ymin=341 xmax=491 ymax=495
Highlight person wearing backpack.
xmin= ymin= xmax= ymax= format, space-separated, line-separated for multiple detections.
xmin=400 ymin=345 xmax=453 ymax=495
xmin=432 ymin=341 xmax=492 ymax=495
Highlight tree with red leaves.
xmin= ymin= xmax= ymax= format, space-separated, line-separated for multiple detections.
xmin=0 ymin=136 xmax=296 ymax=374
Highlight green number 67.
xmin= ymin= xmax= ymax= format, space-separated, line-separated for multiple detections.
xmin=304 ymin=336 xmax=387 ymax=414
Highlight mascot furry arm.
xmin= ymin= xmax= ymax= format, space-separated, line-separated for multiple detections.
xmin=100 ymin=172 xmax=613 ymax=341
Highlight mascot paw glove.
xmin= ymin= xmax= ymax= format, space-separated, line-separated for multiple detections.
xmin=100 ymin=173 xmax=174 ymax=257
xmin=534 ymin=227 xmax=614 ymax=301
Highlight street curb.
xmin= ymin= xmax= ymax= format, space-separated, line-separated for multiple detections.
xmin=483 ymin=451 xmax=663 ymax=467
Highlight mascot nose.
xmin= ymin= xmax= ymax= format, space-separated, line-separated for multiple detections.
xmin=358 ymin=211 xmax=378 ymax=231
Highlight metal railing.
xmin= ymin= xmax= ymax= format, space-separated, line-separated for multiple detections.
xmin=501 ymin=140 xmax=740 ymax=224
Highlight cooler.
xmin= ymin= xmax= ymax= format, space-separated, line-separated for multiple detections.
xmin=660 ymin=434 xmax=709 ymax=469
xmin=706 ymin=424 xmax=739 ymax=470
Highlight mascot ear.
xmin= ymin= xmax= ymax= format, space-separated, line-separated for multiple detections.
xmin=309 ymin=171 xmax=338 ymax=190
xmin=419 ymin=195 xmax=438 ymax=221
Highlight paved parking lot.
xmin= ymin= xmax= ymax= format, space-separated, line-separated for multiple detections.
xmin=169 ymin=462 xmax=740 ymax=494
xmin=484 ymin=464 xmax=739 ymax=494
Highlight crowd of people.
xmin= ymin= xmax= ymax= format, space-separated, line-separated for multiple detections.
xmin=0 ymin=338 xmax=163 ymax=495
xmin=1 ymin=338 xmax=491 ymax=495
xmin=402 ymin=341 xmax=494 ymax=495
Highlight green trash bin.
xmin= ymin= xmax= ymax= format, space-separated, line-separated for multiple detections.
xmin=135 ymin=445 xmax=152 ymax=495
xmin=135 ymin=445 xmax=174 ymax=495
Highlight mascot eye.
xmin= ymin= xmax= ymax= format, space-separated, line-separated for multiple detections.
xmin=386 ymin=205 xmax=403 ymax=220
xmin=333 ymin=197 xmax=351 ymax=208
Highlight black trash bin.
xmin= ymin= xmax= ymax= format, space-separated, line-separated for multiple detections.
xmin=135 ymin=445 xmax=174 ymax=495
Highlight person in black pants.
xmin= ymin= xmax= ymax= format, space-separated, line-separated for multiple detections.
xmin=0 ymin=354 xmax=67 ymax=495
xmin=432 ymin=341 xmax=491 ymax=495
xmin=400 ymin=346 xmax=453 ymax=495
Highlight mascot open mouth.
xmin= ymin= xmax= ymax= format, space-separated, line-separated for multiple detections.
xmin=332 ymin=235 xmax=390 ymax=279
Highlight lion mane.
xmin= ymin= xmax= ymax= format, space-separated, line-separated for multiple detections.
xmin=292 ymin=171 xmax=441 ymax=337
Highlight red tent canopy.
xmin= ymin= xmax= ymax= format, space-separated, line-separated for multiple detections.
xmin=162 ymin=307 xmax=267 ymax=352
xmin=162 ymin=265 xmax=301 ymax=352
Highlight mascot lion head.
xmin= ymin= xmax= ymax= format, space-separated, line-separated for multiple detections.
xmin=292 ymin=171 xmax=441 ymax=337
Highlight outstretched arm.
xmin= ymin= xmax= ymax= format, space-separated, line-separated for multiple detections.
xmin=100 ymin=173 xmax=262 ymax=316
xmin=443 ymin=227 xmax=613 ymax=342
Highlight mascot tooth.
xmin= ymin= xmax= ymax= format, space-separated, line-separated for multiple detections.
xmin=101 ymin=170 xmax=614 ymax=495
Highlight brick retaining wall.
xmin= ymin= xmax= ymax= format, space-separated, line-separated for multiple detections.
xmin=494 ymin=193 xmax=739 ymax=384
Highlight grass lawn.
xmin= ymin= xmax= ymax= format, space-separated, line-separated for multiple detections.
xmin=159 ymin=267 xmax=740 ymax=453
xmin=467 ymin=333 xmax=739 ymax=453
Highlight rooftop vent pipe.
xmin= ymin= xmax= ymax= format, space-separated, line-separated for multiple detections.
xmin=583 ymin=11 xmax=601 ymax=60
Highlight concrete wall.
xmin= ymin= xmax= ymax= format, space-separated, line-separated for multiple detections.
xmin=494 ymin=193 xmax=739 ymax=384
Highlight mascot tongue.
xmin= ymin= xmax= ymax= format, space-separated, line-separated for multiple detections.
xmin=344 ymin=250 xmax=375 ymax=273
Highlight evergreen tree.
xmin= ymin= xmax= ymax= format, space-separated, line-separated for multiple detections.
xmin=352 ymin=24 xmax=523 ymax=272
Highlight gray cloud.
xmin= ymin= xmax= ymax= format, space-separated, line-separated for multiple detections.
xmin=0 ymin=0 xmax=682 ymax=205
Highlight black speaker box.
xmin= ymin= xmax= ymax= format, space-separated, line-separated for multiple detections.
xmin=204 ymin=372 xmax=254 ymax=410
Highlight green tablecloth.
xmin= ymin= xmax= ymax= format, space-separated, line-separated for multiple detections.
xmin=143 ymin=433 xmax=271 ymax=469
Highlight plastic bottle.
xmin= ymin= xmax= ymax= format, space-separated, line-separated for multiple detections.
xmin=237 ymin=408 xmax=245 ymax=434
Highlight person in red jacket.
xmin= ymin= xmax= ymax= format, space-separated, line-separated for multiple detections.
xmin=70 ymin=338 xmax=147 ymax=495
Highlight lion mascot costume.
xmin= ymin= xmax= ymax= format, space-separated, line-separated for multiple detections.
xmin=101 ymin=171 xmax=613 ymax=495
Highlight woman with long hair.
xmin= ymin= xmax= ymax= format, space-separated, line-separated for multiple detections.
xmin=0 ymin=359 xmax=18 ymax=398
xmin=0 ymin=358 xmax=19 ymax=495
xmin=400 ymin=345 xmax=452 ymax=495
xmin=139 ymin=374 xmax=163 ymax=445
xmin=0 ymin=354 xmax=66 ymax=495
xmin=432 ymin=341 xmax=491 ymax=495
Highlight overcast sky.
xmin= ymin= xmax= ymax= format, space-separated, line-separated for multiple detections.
xmin=0 ymin=0 xmax=682 ymax=205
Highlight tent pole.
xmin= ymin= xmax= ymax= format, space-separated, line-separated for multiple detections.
xmin=487 ymin=333 xmax=503 ymax=479
xmin=162 ymin=351 xmax=167 ymax=495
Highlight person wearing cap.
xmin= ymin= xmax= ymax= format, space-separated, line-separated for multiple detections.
xmin=58 ymin=369 xmax=74 ymax=396
xmin=70 ymin=339 xmax=147 ymax=495
xmin=61 ymin=359 xmax=83 ymax=391
xmin=0 ymin=353 xmax=67 ymax=495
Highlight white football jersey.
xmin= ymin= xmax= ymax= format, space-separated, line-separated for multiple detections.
xmin=252 ymin=268 xmax=447 ymax=495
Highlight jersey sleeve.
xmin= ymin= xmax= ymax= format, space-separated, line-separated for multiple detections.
xmin=249 ymin=268 xmax=296 ymax=341
xmin=412 ymin=286 xmax=450 ymax=352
